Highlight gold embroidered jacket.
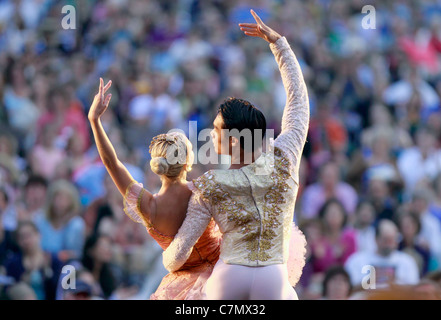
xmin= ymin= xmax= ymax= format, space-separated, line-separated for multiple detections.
xmin=163 ymin=36 xmax=310 ymax=270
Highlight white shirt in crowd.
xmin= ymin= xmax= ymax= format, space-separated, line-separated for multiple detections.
xmin=397 ymin=147 xmax=441 ymax=196
xmin=418 ymin=211 xmax=441 ymax=265
xmin=344 ymin=250 xmax=420 ymax=288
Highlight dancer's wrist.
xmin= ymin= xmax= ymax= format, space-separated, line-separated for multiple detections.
xmin=268 ymin=34 xmax=282 ymax=44
xmin=88 ymin=115 xmax=101 ymax=124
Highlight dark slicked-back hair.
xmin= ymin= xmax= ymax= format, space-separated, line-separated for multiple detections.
xmin=217 ymin=97 xmax=266 ymax=152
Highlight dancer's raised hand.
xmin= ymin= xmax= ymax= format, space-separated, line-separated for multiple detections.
xmin=239 ymin=9 xmax=281 ymax=44
xmin=88 ymin=77 xmax=112 ymax=121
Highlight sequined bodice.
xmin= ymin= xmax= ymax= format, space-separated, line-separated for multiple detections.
xmin=191 ymin=146 xmax=297 ymax=265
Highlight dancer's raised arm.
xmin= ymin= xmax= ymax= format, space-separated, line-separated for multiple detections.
xmin=241 ymin=10 xmax=310 ymax=181
xmin=88 ymin=78 xmax=154 ymax=223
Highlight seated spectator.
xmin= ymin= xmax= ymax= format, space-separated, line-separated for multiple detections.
xmin=410 ymin=188 xmax=441 ymax=269
xmin=397 ymin=127 xmax=441 ymax=198
xmin=88 ymin=190 xmax=149 ymax=289
xmin=301 ymin=162 xmax=358 ymax=219
xmin=75 ymin=268 xmax=105 ymax=300
xmin=309 ymin=199 xmax=356 ymax=274
xmin=73 ymin=160 xmax=144 ymax=208
xmin=321 ymin=265 xmax=352 ymax=300
xmin=366 ymin=178 xmax=398 ymax=224
xmin=29 ymin=124 xmax=66 ymax=181
xmin=35 ymin=180 xmax=85 ymax=261
xmin=307 ymin=100 xmax=348 ymax=171
xmin=81 ymin=233 xmax=124 ymax=300
xmin=15 ymin=175 xmax=48 ymax=223
xmin=4 ymin=221 xmax=64 ymax=300
xmin=0 ymin=187 xmax=19 ymax=266
xmin=360 ymin=104 xmax=412 ymax=156
xmin=2 ymin=60 xmax=40 ymax=140
xmin=344 ymin=219 xmax=420 ymax=289
xmin=35 ymin=87 xmax=89 ymax=154
xmin=0 ymin=161 xmax=19 ymax=231
xmin=353 ymin=200 xmax=377 ymax=253
xmin=382 ymin=66 xmax=440 ymax=122
xmin=62 ymin=279 xmax=94 ymax=300
xmin=428 ymin=173 xmax=441 ymax=226
xmin=347 ymin=128 xmax=404 ymax=194
xmin=0 ymin=128 xmax=26 ymax=172
xmin=126 ymin=73 xmax=184 ymax=153
xmin=60 ymin=266 xmax=104 ymax=300
xmin=65 ymin=130 xmax=94 ymax=177
xmin=5 ymin=282 xmax=37 ymax=300
xmin=396 ymin=210 xmax=431 ymax=276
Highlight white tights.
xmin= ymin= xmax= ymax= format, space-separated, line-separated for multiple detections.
xmin=204 ymin=260 xmax=298 ymax=300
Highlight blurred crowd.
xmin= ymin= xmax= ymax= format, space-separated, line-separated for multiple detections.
xmin=1 ymin=0 xmax=441 ymax=300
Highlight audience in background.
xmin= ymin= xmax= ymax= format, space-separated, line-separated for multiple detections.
xmin=301 ymin=162 xmax=358 ymax=220
xmin=1 ymin=0 xmax=441 ymax=300
xmin=352 ymin=200 xmax=377 ymax=254
xmin=321 ymin=266 xmax=352 ymax=300
xmin=344 ymin=220 xmax=420 ymax=288
xmin=396 ymin=210 xmax=431 ymax=276
xmin=34 ymin=180 xmax=85 ymax=262
xmin=3 ymin=221 xmax=63 ymax=300
xmin=310 ymin=199 xmax=356 ymax=274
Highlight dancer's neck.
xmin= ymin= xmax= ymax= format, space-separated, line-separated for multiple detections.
xmin=158 ymin=177 xmax=187 ymax=194
xmin=229 ymin=148 xmax=262 ymax=170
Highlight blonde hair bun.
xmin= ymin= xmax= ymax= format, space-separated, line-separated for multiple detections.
xmin=150 ymin=157 xmax=170 ymax=176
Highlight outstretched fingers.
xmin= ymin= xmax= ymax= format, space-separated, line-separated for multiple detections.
xmin=104 ymin=94 xmax=112 ymax=107
xmin=251 ymin=9 xmax=264 ymax=26
xmin=239 ymin=24 xmax=259 ymax=37
xmin=239 ymin=23 xmax=257 ymax=28
xmin=240 ymin=26 xmax=257 ymax=31
xmin=243 ymin=31 xmax=259 ymax=37
xmin=103 ymin=80 xmax=112 ymax=94
xmin=240 ymin=9 xmax=280 ymax=43
xmin=97 ymin=78 xmax=101 ymax=100
xmin=98 ymin=78 xmax=112 ymax=101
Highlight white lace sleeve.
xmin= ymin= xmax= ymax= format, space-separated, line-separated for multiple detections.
xmin=162 ymin=183 xmax=212 ymax=272
xmin=271 ymin=37 xmax=310 ymax=179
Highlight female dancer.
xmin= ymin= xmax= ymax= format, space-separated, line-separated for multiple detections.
xmin=88 ymin=79 xmax=221 ymax=299
xmin=163 ymin=10 xmax=309 ymax=300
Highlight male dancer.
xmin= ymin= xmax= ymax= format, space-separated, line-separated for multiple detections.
xmin=163 ymin=10 xmax=310 ymax=300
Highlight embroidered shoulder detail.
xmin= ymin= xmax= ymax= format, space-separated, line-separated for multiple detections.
xmin=273 ymin=147 xmax=292 ymax=175
xmin=192 ymin=171 xmax=225 ymax=206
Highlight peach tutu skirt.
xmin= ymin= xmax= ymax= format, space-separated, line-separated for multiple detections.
xmin=150 ymin=263 xmax=215 ymax=300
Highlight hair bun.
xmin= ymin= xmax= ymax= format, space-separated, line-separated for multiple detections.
xmin=150 ymin=157 xmax=170 ymax=176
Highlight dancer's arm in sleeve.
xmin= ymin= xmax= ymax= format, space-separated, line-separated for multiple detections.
xmin=270 ymin=37 xmax=309 ymax=171
xmin=162 ymin=190 xmax=212 ymax=272
xmin=88 ymin=78 xmax=154 ymax=225
xmin=240 ymin=10 xmax=310 ymax=177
